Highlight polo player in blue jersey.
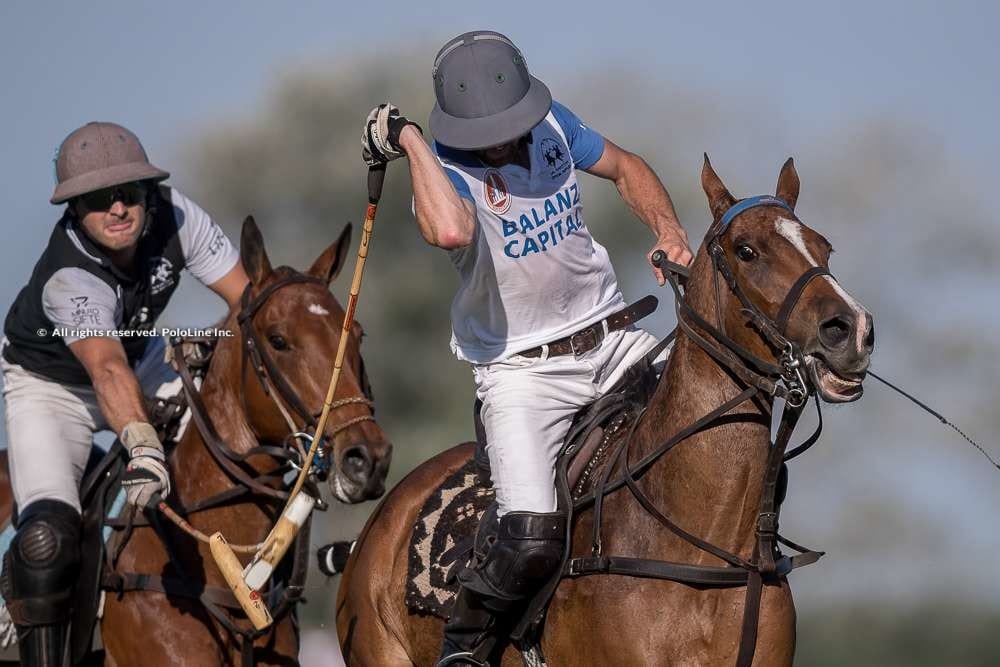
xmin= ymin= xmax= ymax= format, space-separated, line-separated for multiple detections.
xmin=361 ymin=30 xmax=693 ymax=666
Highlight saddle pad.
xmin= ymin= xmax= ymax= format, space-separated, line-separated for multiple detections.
xmin=405 ymin=458 xmax=494 ymax=618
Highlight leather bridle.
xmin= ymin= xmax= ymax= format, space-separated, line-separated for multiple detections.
xmin=677 ymin=195 xmax=832 ymax=408
xmin=516 ymin=195 xmax=844 ymax=667
xmin=172 ymin=273 xmax=375 ymax=505
xmin=235 ymin=275 xmax=375 ymax=480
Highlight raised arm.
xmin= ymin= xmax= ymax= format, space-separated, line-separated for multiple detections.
xmin=362 ymin=103 xmax=475 ymax=250
xmin=398 ymin=126 xmax=476 ymax=250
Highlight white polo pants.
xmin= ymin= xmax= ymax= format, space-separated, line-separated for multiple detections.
xmin=0 ymin=337 xmax=180 ymax=514
xmin=473 ymin=326 xmax=663 ymax=517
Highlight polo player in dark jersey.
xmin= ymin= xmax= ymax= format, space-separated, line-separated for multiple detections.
xmin=0 ymin=122 xmax=248 ymax=666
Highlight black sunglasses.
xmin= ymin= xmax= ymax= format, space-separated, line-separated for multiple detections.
xmin=78 ymin=182 xmax=147 ymax=211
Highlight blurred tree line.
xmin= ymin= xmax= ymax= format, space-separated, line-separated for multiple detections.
xmin=178 ymin=47 xmax=1000 ymax=665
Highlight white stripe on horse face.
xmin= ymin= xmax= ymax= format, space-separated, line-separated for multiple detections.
xmin=775 ymin=217 xmax=870 ymax=349
xmin=308 ymin=303 xmax=330 ymax=316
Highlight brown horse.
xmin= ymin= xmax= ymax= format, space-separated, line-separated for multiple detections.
xmin=2 ymin=217 xmax=392 ymax=665
xmin=336 ymin=157 xmax=873 ymax=666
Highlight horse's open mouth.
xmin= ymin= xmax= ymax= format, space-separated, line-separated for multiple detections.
xmin=806 ymin=355 xmax=865 ymax=403
xmin=330 ymin=471 xmax=364 ymax=504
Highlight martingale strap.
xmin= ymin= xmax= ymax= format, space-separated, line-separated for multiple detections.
xmin=105 ymin=517 xmax=311 ymax=667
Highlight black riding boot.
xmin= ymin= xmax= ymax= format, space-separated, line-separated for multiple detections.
xmin=435 ymin=508 xmax=564 ymax=667
xmin=435 ymin=585 xmax=502 ymax=667
xmin=14 ymin=624 xmax=68 ymax=667
xmin=0 ymin=500 xmax=81 ymax=667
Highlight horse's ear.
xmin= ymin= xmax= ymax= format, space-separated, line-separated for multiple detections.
xmin=241 ymin=216 xmax=273 ymax=285
xmin=702 ymin=154 xmax=736 ymax=221
xmin=775 ymin=157 xmax=800 ymax=210
xmin=308 ymin=223 xmax=352 ymax=284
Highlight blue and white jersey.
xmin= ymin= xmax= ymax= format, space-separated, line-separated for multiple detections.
xmin=434 ymin=101 xmax=625 ymax=363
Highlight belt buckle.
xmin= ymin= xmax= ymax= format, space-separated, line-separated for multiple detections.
xmin=569 ymin=325 xmax=602 ymax=358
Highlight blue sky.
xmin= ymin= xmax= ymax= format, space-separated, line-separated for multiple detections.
xmin=2 ymin=1 xmax=997 ymax=245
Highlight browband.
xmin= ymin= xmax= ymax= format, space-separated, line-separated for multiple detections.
xmin=716 ymin=195 xmax=793 ymax=236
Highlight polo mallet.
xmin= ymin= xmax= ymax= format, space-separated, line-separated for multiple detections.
xmin=211 ymin=163 xmax=388 ymax=629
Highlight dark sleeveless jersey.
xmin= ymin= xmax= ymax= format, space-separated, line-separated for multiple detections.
xmin=3 ymin=185 xmax=238 ymax=385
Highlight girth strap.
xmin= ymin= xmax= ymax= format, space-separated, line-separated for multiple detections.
xmin=565 ymin=551 xmax=820 ymax=585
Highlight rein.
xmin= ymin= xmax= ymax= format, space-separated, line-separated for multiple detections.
xmin=153 ymin=274 xmax=375 ymax=550
xmin=516 ymin=196 xmax=833 ymax=667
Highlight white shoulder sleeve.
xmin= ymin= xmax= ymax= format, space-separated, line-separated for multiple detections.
xmin=42 ymin=268 xmax=121 ymax=343
xmin=169 ymin=187 xmax=240 ymax=286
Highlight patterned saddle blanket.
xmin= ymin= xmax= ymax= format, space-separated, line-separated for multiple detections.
xmin=405 ymin=458 xmax=494 ymax=618
xmin=404 ymin=349 xmax=661 ymax=620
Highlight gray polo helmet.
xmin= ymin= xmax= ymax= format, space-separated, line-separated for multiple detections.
xmin=429 ymin=30 xmax=552 ymax=151
xmin=50 ymin=122 xmax=169 ymax=204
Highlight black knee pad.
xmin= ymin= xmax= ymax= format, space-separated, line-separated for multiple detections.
xmin=0 ymin=499 xmax=81 ymax=626
xmin=459 ymin=510 xmax=565 ymax=607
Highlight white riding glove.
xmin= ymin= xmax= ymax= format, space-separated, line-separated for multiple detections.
xmin=120 ymin=421 xmax=171 ymax=508
xmin=362 ymin=103 xmax=421 ymax=166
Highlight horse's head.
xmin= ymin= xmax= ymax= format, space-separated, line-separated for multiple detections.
xmin=236 ymin=216 xmax=391 ymax=501
xmin=689 ymin=156 xmax=874 ymax=403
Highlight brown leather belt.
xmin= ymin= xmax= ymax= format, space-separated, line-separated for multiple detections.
xmin=518 ymin=295 xmax=658 ymax=359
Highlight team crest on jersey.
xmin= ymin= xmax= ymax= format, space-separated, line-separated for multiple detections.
xmin=149 ymin=256 xmax=176 ymax=295
xmin=483 ymin=169 xmax=511 ymax=215
xmin=540 ymin=137 xmax=570 ymax=178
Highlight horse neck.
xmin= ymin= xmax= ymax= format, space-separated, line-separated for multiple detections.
xmin=624 ymin=278 xmax=774 ymax=562
xmin=169 ymin=323 xmax=263 ymax=510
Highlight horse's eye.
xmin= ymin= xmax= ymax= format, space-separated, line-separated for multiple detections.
xmin=736 ymin=244 xmax=758 ymax=262
xmin=268 ymin=334 xmax=290 ymax=351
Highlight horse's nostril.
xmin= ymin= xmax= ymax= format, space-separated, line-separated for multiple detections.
xmin=864 ymin=319 xmax=875 ymax=351
xmin=818 ymin=315 xmax=852 ymax=350
xmin=341 ymin=446 xmax=372 ymax=483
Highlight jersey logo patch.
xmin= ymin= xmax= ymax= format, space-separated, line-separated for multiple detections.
xmin=483 ymin=169 xmax=511 ymax=215
xmin=149 ymin=256 xmax=176 ymax=295
xmin=540 ymin=137 xmax=570 ymax=178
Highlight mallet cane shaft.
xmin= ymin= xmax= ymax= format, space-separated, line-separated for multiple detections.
xmin=211 ymin=165 xmax=388 ymax=620
xmin=286 ymin=163 xmax=386 ymax=502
